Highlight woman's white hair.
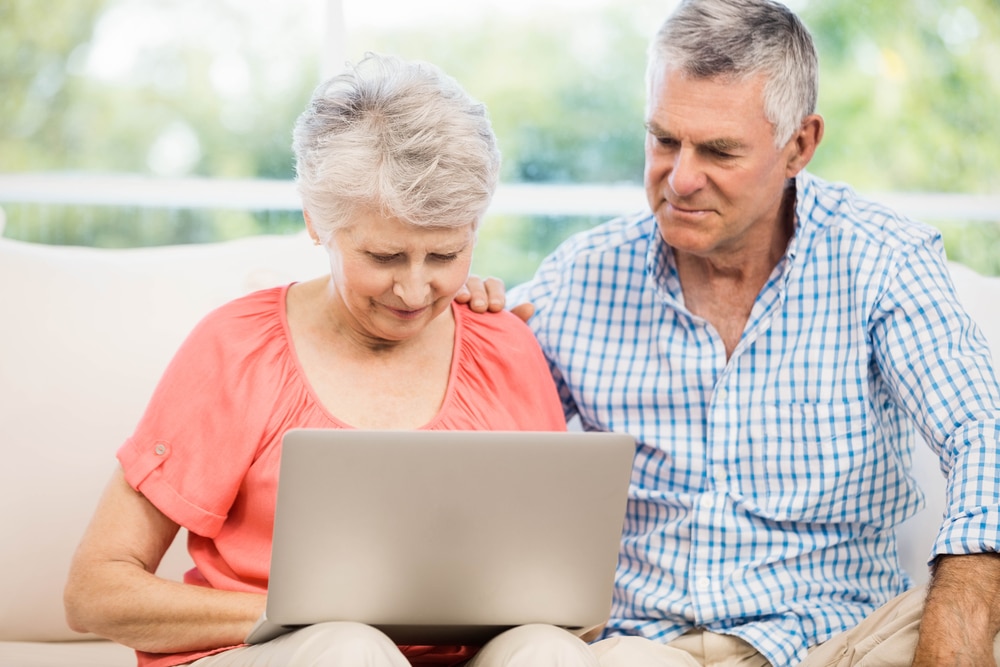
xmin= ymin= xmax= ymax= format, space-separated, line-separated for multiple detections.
xmin=293 ymin=52 xmax=501 ymax=240
xmin=648 ymin=0 xmax=818 ymax=148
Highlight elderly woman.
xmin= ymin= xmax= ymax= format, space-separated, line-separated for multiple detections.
xmin=64 ymin=53 xmax=599 ymax=667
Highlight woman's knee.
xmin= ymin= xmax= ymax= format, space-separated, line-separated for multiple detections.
xmin=470 ymin=624 xmax=600 ymax=666
xmin=283 ymin=622 xmax=410 ymax=667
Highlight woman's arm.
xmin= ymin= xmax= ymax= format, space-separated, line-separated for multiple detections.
xmin=64 ymin=467 xmax=266 ymax=654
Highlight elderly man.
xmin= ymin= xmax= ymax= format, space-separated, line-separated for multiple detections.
xmin=465 ymin=0 xmax=1000 ymax=664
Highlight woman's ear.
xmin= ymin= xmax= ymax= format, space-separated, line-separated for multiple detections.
xmin=303 ymin=209 xmax=322 ymax=246
xmin=785 ymin=114 xmax=824 ymax=177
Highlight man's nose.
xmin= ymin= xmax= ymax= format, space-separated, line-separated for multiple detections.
xmin=667 ymin=148 xmax=706 ymax=198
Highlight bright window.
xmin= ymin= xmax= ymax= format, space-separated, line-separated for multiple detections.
xmin=1 ymin=0 xmax=998 ymax=278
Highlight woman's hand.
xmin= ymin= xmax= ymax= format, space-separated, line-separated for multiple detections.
xmin=64 ymin=467 xmax=266 ymax=654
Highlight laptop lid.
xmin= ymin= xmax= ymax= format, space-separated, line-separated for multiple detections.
xmin=249 ymin=428 xmax=634 ymax=646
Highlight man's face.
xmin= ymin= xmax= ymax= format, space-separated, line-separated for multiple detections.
xmin=643 ymin=61 xmax=803 ymax=263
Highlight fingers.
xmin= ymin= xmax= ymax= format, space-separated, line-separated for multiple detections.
xmin=458 ymin=276 xmax=529 ymax=317
xmin=482 ymin=276 xmax=507 ymax=313
xmin=511 ymin=302 xmax=535 ymax=322
xmin=459 ymin=275 xmax=507 ymax=313
xmin=454 ymin=283 xmax=474 ymax=304
xmin=456 ymin=275 xmax=487 ymax=312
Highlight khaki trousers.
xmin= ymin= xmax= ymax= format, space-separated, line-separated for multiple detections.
xmin=190 ymin=587 xmax=1000 ymax=666
xmin=591 ymin=586 xmax=1000 ymax=666
xmin=188 ymin=622 xmax=599 ymax=667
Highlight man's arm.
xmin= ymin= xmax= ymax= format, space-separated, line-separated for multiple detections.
xmin=913 ymin=553 xmax=1000 ymax=666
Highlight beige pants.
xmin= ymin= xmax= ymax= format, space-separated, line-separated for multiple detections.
xmin=188 ymin=622 xmax=599 ymax=667
xmin=191 ymin=587 xmax=1000 ymax=666
xmin=591 ymin=586 xmax=1000 ymax=666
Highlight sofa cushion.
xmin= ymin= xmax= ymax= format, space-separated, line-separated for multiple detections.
xmin=0 ymin=640 xmax=136 ymax=666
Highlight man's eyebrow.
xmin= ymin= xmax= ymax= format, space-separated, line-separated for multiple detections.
xmin=700 ymin=137 xmax=745 ymax=152
xmin=644 ymin=120 xmax=668 ymax=136
xmin=646 ymin=122 xmax=744 ymax=151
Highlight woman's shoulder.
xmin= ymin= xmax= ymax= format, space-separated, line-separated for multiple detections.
xmin=447 ymin=302 xmax=565 ymax=430
xmin=180 ymin=284 xmax=291 ymax=360
xmin=453 ymin=302 xmax=536 ymax=344
xmin=452 ymin=302 xmax=549 ymax=371
xmin=195 ymin=284 xmax=287 ymax=330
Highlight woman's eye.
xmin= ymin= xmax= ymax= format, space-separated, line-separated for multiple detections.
xmin=369 ymin=253 xmax=400 ymax=264
xmin=430 ymin=253 xmax=459 ymax=262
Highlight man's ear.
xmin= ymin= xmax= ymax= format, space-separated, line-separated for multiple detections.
xmin=785 ymin=114 xmax=824 ymax=177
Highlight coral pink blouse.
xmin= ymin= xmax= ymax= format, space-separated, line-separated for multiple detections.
xmin=117 ymin=285 xmax=566 ymax=667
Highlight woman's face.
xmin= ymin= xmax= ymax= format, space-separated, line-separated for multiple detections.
xmin=324 ymin=210 xmax=476 ymax=344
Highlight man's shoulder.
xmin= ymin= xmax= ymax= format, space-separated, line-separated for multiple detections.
xmin=550 ymin=209 xmax=656 ymax=264
xmin=797 ymin=172 xmax=940 ymax=250
xmin=510 ymin=211 xmax=655 ymax=310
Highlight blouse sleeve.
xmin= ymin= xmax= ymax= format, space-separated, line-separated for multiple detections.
xmin=117 ymin=288 xmax=289 ymax=538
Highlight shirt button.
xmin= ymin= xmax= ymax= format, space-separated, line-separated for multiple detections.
xmin=712 ymin=464 xmax=727 ymax=481
xmin=696 ymin=576 xmax=712 ymax=591
xmin=154 ymin=442 xmax=168 ymax=456
xmin=700 ymin=495 xmax=715 ymax=509
xmin=716 ymin=387 xmax=729 ymax=401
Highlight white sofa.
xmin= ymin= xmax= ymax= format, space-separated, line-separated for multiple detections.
xmin=1 ymin=227 xmax=998 ymax=667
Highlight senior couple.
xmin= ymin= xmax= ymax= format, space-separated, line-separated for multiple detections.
xmin=65 ymin=0 xmax=1000 ymax=665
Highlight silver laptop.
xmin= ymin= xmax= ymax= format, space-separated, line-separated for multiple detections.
xmin=245 ymin=428 xmax=635 ymax=646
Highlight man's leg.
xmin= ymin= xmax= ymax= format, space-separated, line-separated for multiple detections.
xmin=802 ymin=586 xmax=1000 ymax=666
xmin=465 ymin=624 xmax=601 ymax=667
xmin=591 ymin=630 xmax=767 ymax=667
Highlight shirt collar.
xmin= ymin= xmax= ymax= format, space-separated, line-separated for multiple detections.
xmin=644 ymin=173 xmax=812 ymax=303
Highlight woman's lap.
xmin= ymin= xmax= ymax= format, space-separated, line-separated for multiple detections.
xmin=187 ymin=622 xmax=599 ymax=667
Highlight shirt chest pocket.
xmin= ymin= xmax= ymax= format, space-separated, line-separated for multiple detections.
xmin=737 ymin=400 xmax=873 ymax=523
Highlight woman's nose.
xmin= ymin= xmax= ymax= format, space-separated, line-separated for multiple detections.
xmin=392 ymin=269 xmax=431 ymax=307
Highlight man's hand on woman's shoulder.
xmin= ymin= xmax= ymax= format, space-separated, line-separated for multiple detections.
xmin=455 ymin=275 xmax=507 ymax=313
xmin=457 ymin=275 xmax=534 ymax=323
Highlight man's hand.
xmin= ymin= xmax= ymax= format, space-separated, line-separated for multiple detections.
xmin=913 ymin=553 xmax=1000 ymax=666
xmin=456 ymin=275 xmax=535 ymax=323
xmin=455 ymin=275 xmax=507 ymax=313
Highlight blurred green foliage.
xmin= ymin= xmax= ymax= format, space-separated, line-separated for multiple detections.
xmin=1 ymin=0 xmax=998 ymax=280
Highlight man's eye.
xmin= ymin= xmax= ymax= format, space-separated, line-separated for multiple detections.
xmin=430 ymin=253 xmax=459 ymax=262
xmin=369 ymin=253 xmax=400 ymax=264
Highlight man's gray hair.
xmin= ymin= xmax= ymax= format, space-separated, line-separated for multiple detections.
xmin=293 ymin=52 xmax=501 ymax=239
xmin=648 ymin=0 xmax=818 ymax=147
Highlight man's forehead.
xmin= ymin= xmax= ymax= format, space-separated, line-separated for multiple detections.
xmin=645 ymin=70 xmax=772 ymax=138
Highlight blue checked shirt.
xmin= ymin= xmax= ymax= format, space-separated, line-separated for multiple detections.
xmin=509 ymin=171 xmax=1000 ymax=666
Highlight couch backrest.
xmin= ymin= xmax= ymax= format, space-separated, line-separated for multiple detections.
xmin=0 ymin=233 xmax=327 ymax=641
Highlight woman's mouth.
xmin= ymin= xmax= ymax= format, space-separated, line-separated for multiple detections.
xmin=384 ymin=305 xmax=429 ymax=320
